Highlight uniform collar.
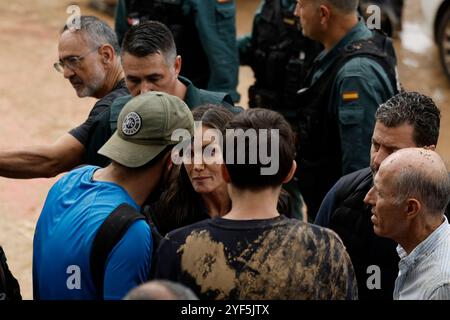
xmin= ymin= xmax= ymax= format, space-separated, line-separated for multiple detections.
xmin=178 ymin=75 xmax=197 ymax=109
xmin=315 ymin=19 xmax=370 ymax=65
xmin=306 ymin=19 xmax=372 ymax=85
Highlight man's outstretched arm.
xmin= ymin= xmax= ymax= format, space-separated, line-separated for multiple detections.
xmin=0 ymin=133 xmax=85 ymax=179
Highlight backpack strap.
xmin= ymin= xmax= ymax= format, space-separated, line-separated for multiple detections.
xmin=90 ymin=203 xmax=145 ymax=299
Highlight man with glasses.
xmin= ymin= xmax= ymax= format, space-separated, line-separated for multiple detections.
xmin=0 ymin=16 xmax=128 ymax=179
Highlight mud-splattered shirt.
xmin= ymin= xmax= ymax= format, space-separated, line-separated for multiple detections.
xmin=155 ymin=216 xmax=358 ymax=300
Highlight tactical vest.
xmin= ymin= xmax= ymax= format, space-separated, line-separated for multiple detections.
xmin=125 ymin=0 xmax=210 ymax=88
xmin=248 ymin=0 xmax=322 ymax=111
xmin=295 ymin=31 xmax=399 ymax=217
xmin=329 ymin=168 xmax=399 ymax=300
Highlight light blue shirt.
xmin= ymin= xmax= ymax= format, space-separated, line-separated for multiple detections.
xmin=394 ymin=216 xmax=450 ymax=300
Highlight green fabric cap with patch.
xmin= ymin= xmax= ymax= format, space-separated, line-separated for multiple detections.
xmin=99 ymin=91 xmax=194 ymax=168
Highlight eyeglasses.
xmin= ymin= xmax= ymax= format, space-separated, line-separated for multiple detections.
xmin=53 ymin=46 xmax=100 ymax=73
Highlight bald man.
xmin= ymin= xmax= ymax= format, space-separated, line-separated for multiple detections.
xmin=364 ymin=148 xmax=450 ymax=300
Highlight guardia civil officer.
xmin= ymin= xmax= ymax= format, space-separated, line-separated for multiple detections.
xmin=115 ymin=0 xmax=240 ymax=102
xmin=294 ymin=0 xmax=400 ymax=219
xmin=239 ymin=0 xmax=322 ymax=113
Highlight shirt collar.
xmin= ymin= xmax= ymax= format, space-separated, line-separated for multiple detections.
xmin=397 ymin=216 xmax=450 ymax=266
xmin=178 ymin=76 xmax=197 ymax=108
xmin=115 ymin=78 xmax=127 ymax=90
xmin=178 ymin=75 xmax=192 ymax=87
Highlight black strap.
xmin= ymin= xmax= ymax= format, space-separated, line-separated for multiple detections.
xmin=0 ymin=246 xmax=22 ymax=300
xmin=0 ymin=247 xmax=8 ymax=295
xmin=90 ymin=203 xmax=145 ymax=299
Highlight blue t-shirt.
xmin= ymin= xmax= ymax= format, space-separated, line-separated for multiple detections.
xmin=33 ymin=166 xmax=152 ymax=300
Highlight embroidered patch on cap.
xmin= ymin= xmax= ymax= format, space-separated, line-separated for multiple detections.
xmin=122 ymin=112 xmax=142 ymax=136
xmin=343 ymin=91 xmax=359 ymax=102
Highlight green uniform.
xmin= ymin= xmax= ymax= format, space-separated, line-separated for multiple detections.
xmin=310 ymin=20 xmax=397 ymax=174
xmin=115 ymin=0 xmax=240 ymax=102
xmin=238 ymin=0 xmax=297 ymax=60
xmin=238 ymin=0 xmax=316 ymax=222
xmin=84 ymin=76 xmax=239 ymax=167
xmin=296 ymin=20 xmax=399 ymax=219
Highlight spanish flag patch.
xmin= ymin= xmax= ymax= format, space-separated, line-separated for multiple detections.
xmin=342 ymin=91 xmax=359 ymax=102
xmin=283 ymin=18 xmax=296 ymax=26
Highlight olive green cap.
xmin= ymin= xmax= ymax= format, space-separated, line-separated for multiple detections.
xmin=98 ymin=91 xmax=194 ymax=168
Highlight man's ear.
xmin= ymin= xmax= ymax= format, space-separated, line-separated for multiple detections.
xmin=221 ymin=164 xmax=231 ymax=183
xmin=319 ymin=5 xmax=331 ymax=25
xmin=405 ymin=198 xmax=421 ymax=220
xmin=282 ymin=160 xmax=297 ymax=184
xmin=98 ymin=44 xmax=115 ymax=65
xmin=174 ymin=55 xmax=182 ymax=78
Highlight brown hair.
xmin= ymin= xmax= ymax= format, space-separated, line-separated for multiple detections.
xmin=223 ymin=108 xmax=296 ymax=190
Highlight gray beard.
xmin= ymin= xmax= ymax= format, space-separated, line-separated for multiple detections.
xmin=76 ymin=64 xmax=106 ymax=98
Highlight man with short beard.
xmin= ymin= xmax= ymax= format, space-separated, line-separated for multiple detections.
xmin=315 ymin=91 xmax=450 ymax=300
xmin=0 ymin=16 xmax=127 ymax=179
